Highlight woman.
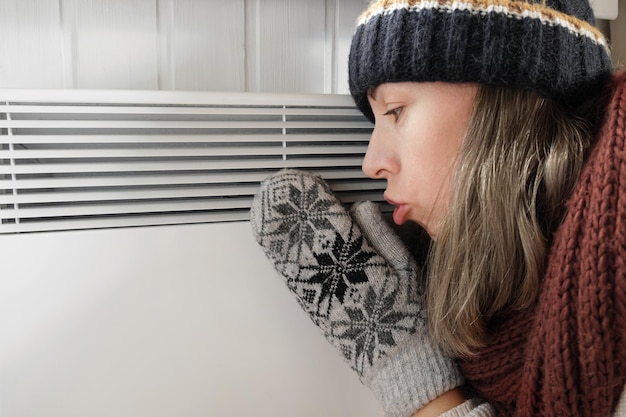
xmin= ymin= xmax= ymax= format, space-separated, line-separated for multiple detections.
xmin=251 ymin=0 xmax=626 ymax=415
xmin=349 ymin=0 xmax=625 ymax=414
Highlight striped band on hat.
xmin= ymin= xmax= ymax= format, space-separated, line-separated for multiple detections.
xmin=349 ymin=0 xmax=613 ymax=122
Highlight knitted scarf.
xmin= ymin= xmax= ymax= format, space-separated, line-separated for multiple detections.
xmin=458 ymin=71 xmax=626 ymax=417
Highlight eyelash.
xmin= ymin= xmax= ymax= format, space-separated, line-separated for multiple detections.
xmin=384 ymin=107 xmax=403 ymax=119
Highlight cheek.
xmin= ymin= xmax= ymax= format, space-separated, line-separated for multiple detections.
xmin=408 ymin=131 xmax=460 ymax=185
xmin=403 ymin=127 xmax=462 ymax=215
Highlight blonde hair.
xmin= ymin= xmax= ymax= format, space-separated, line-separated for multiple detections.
xmin=427 ymin=85 xmax=598 ymax=358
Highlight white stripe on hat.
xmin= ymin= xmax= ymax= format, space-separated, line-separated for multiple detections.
xmin=357 ymin=0 xmax=609 ymax=52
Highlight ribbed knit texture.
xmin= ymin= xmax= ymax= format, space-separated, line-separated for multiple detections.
xmin=349 ymin=0 xmax=613 ymax=122
xmin=458 ymin=72 xmax=626 ymax=417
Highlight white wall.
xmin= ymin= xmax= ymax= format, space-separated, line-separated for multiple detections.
xmin=0 ymin=0 xmax=367 ymax=93
xmin=610 ymin=0 xmax=626 ymax=68
xmin=0 ymin=222 xmax=380 ymax=417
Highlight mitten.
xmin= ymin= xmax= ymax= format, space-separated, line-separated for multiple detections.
xmin=250 ymin=169 xmax=464 ymax=417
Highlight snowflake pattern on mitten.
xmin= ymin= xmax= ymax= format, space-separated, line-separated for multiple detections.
xmin=250 ymin=169 xmax=423 ymax=378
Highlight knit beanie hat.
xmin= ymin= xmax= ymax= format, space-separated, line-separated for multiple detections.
xmin=348 ymin=0 xmax=613 ymax=122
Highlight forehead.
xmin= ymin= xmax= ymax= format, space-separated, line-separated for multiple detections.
xmin=368 ymin=81 xmax=478 ymax=101
xmin=367 ymin=82 xmax=425 ymax=101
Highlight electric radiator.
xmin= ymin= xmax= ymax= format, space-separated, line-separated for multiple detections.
xmin=0 ymin=89 xmax=381 ymax=234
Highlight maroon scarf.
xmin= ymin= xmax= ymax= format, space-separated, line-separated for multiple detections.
xmin=458 ymin=72 xmax=626 ymax=417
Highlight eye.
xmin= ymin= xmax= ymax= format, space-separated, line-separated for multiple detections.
xmin=384 ymin=106 xmax=403 ymax=120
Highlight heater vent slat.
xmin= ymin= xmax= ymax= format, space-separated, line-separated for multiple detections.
xmin=0 ymin=89 xmax=380 ymax=234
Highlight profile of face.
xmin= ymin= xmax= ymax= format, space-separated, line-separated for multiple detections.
xmin=363 ymin=82 xmax=477 ymax=239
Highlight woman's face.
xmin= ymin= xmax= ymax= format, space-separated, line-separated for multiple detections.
xmin=363 ymin=81 xmax=477 ymax=238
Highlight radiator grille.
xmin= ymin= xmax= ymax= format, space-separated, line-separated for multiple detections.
xmin=0 ymin=89 xmax=380 ymax=234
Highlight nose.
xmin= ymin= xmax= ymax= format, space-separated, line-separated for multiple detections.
xmin=362 ymin=125 xmax=394 ymax=180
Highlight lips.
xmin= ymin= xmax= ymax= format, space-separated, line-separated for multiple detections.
xmin=385 ymin=196 xmax=409 ymax=225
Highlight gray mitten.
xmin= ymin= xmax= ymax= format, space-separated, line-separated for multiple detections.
xmin=250 ymin=169 xmax=464 ymax=417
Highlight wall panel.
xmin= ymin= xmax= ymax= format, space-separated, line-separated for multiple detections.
xmin=256 ymin=0 xmax=327 ymax=93
xmin=61 ymin=0 xmax=159 ymax=89
xmin=0 ymin=0 xmax=64 ymax=88
xmin=335 ymin=0 xmax=367 ymax=94
xmin=166 ymin=0 xmax=245 ymax=91
xmin=0 ymin=0 xmax=371 ymax=93
xmin=609 ymin=0 xmax=626 ymax=68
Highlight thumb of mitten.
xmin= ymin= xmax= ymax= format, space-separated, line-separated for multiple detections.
xmin=347 ymin=202 xmax=465 ymax=417
xmin=349 ymin=201 xmax=419 ymax=284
